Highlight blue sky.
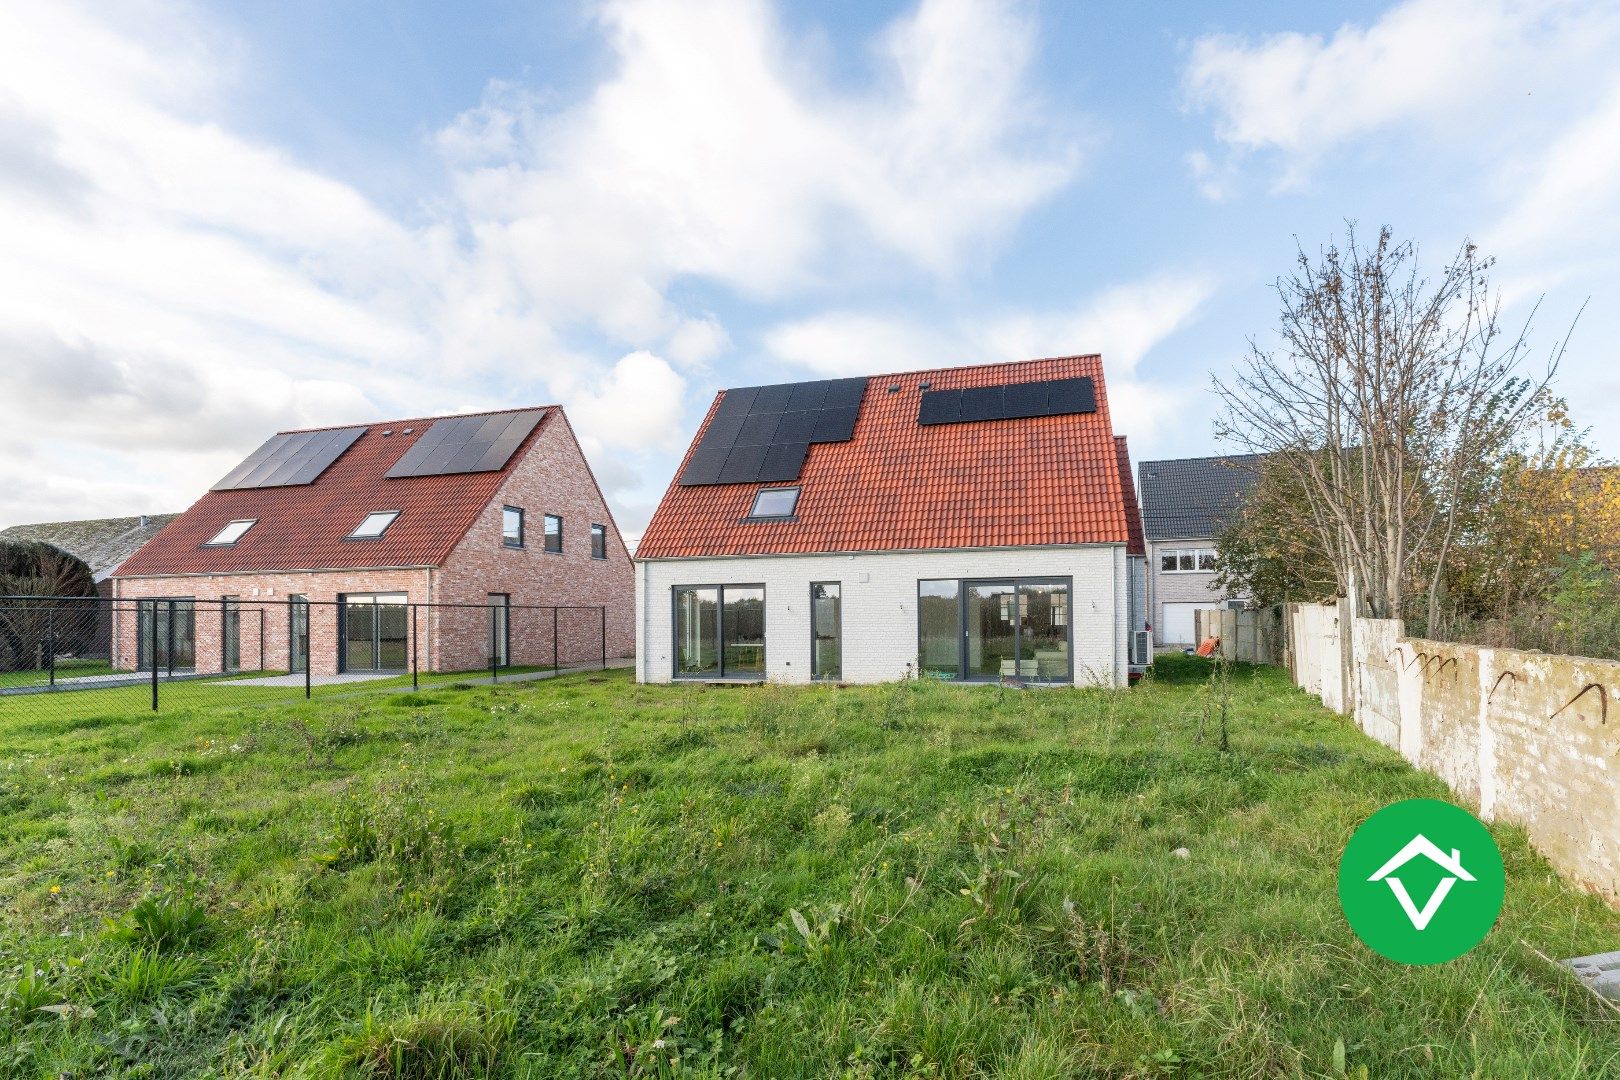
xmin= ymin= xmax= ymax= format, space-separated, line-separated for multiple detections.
xmin=1 ymin=0 xmax=1615 ymax=541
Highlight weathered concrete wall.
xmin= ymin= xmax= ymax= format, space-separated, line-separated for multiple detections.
xmin=1194 ymin=606 xmax=1284 ymax=665
xmin=1291 ymin=602 xmax=1348 ymax=713
xmin=1290 ymin=602 xmax=1620 ymax=901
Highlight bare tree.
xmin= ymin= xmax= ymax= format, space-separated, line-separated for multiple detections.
xmin=1213 ymin=225 xmax=1567 ymax=624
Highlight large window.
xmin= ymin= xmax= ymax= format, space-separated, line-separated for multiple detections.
xmin=590 ymin=523 xmax=607 ymax=560
xmin=543 ymin=514 xmax=563 ymax=554
xmin=1159 ymin=547 xmax=1217 ymax=573
xmin=917 ymin=577 xmax=1072 ymax=683
xmin=502 ymin=506 xmax=524 ymax=548
xmin=673 ymin=585 xmax=766 ymax=680
xmin=341 ymin=593 xmax=408 ymax=671
xmin=137 ymin=598 xmax=195 ymax=672
xmin=811 ymin=582 xmax=841 ymax=680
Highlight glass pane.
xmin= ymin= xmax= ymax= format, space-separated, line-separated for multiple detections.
xmin=1018 ymin=583 xmax=1070 ymax=682
xmin=1198 ymin=550 xmax=1218 ymax=571
xmin=674 ymin=587 xmax=720 ymax=677
xmin=811 ymin=583 xmax=840 ymax=680
xmin=750 ymin=488 xmax=798 ymax=517
xmin=488 ymin=594 xmax=509 ymax=666
xmin=223 ymin=599 xmax=240 ymax=670
xmin=503 ymin=507 xmax=523 ymax=545
xmin=917 ymin=580 xmax=961 ymax=678
xmin=1161 ymin=553 xmax=1177 ymax=572
xmin=167 ymin=601 xmax=195 ymax=670
xmin=591 ymin=525 xmax=606 ymax=559
xmin=1178 ymin=553 xmax=1195 ymax=571
xmin=722 ymin=587 xmax=766 ymax=677
xmin=966 ymin=582 xmax=1019 ymax=680
xmin=544 ymin=515 xmax=562 ymax=553
xmin=289 ymin=596 xmax=308 ymax=673
xmin=377 ymin=602 xmax=408 ymax=669
xmin=346 ymin=602 xmax=377 ymax=671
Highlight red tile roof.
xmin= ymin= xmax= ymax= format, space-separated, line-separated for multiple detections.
xmin=1115 ymin=436 xmax=1146 ymax=557
xmin=637 ymin=355 xmax=1135 ymax=559
xmin=115 ymin=407 xmax=556 ymax=577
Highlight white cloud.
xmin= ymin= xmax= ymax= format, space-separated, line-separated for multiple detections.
xmin=764 ymin=273 xmax=1214 ymax=443
xmin=1182 ymin=0 xmax=1620 ymax=189
xmin=0 ymin=0 xmax=1075 ymax=528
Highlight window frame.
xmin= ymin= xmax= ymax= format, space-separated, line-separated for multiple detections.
xmin=915 ymin=576 xmax=1074 ymax=684
xmin=346 ymin=510 xmax=401 ymax=540
xmin=1159 ymin=546 xmax=1218 ymax=574
xmin=590 ymin=523 xmax=608 ymax=560
xmin=671 ymin=583 xmax=767 ymax=681
xmin=202 ymin=519 xmax=256 ymax=547
xmin=502 ymin=506 xmax=525 ymax=548
xmin=746 ymin=486 xmax=800 ymax=521
xmin=543 ymin=513 xmax=563 ymax=554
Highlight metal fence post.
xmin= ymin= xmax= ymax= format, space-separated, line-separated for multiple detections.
xmin=47 ymin=607 xmax=56 ymax=689
xmin=552 ymin=607 xmax=559 ymax=672
xmin=411 ymin=604 xmax=419 ymax=692
xmin=304 ymin=601 xmax=312 ymax=699
xmin=601 ymin=606 xmax=606 ymax=670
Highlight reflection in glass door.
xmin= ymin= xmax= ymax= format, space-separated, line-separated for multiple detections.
xmin=673 ymin=585 xmax=766 ymax=680
xmin=722 ymin=587 xmax=766 ymax=677
xmin=965 ymin=582 xmax=1017 ymax=680
xmin=138 ymin=599 xmax=196 ymax=672
xmin=222 ymin=597 xmax=240 ymax=671
xmin=674 ymin=587 xmax=720 ymax=676
xmin=961 ymin=579 xmax=1070 ymax=683
xmin=811 ymin=582 xmax=841 ymax=680
xmin=342 ymin=593 xmax=408 ymax=671
xmin=488 ymin=593 xmax=510 ymax=667
xmin=289 ymin=595 xmax=309 ymax=673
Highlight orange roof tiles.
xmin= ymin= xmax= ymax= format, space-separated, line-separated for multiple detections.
xmin=637 ymin=355 xmax=1135 ymax=559
xmin=115 ymin=407 xmax=556 ymax=576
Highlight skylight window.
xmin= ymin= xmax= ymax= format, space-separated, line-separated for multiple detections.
xmin=748 ymin=487 xmax=799 ymax=519
xmin=348 ymin=511 xmax=400 ymax=539
xmin=203 ymin=519 xmax=256 ymax=547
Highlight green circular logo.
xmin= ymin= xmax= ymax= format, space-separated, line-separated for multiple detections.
xmin=1338 ymin=798 xmax=1505 ymax=965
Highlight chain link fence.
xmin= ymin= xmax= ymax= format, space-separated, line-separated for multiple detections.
xmin=0 ymin=595 xmax=609 ymax=720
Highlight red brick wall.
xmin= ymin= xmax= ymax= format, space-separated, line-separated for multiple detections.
xmin=433 ymin=411 xmax=636 ymax=670
xmin=111 ymin=569 xmax=430 ymax=677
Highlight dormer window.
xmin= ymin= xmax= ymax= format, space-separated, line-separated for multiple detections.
xmin=748 ymin=487 xmax=799 ymax=519
xmin=203 ymin=519 xmax=256 ymax=547
xmin=347 ymin=511 xmax=400 ymax=539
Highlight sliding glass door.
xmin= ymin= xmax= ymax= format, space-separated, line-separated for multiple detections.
xmin=137 ymin=599 xmax=195 ymax=672
xmin=673 ymin=585 xmax=766 ymax=680
xmin=919 ymin=577 xmax=1071 ymax=683
xmin=341 ymin=593 xmax=408 ymax=671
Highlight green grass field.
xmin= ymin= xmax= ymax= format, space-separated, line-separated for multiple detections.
xmin=3 ymin=657 xmax=1618 ymax=1077
xmin=0 ymin=658 xmax=116 ymax=689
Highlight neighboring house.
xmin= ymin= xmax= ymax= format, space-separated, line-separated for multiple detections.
xmin=0 ymin=514 xmax=178 ymax=659
xmin=635 ymin=355 xmax=1146 ymax=687
xmin=112 ymin=407 xmax=633 ymax=676
xmin=1136 ymin=453 xmax=1263 ymax=647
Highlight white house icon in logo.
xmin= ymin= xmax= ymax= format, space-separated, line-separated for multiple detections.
xmin=1367 ymin=834 xmax=1476 ymax=930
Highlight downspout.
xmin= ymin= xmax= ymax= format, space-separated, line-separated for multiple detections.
xmin=1112 ymin=546 xmax=1121 ymax=686
xmin=639 ymin=557 xmax=651 ymax=682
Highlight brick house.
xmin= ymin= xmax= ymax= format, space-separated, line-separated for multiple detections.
xmin=635 ymin=355 xmax=1147 ymax=687
xmin=112 ymin=407 xmax=633 ymax=676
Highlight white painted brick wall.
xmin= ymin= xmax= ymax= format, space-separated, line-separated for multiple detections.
xmin=636 ymin=545 xmax=1128 ymax=687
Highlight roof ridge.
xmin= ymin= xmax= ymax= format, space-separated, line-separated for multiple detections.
xmin=274 ymin=404 xmax=557 ymax=436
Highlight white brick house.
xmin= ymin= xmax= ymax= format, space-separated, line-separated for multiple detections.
xmin=635 ymin=356 xmax=1147 ymax=688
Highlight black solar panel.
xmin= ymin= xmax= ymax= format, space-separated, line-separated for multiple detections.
xmin=385 ymin=410 xmax=544 ymax=479
xmin=917 ymin=376 xmax=1097 ymax=427
xmin=678 ymin=377 xmax=870 ymax=486
xmin=212 ymin=425 xmax=367 ymax=491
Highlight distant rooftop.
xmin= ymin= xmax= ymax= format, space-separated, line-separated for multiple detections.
xmin=0 ymin=514 xmax=179 ymax=581
xmin=1136 ymin=454 xmax=1266 ymax=542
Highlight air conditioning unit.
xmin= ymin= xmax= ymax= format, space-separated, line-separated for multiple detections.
xmin=1130 ymin=630 xmax=1151 ymax=667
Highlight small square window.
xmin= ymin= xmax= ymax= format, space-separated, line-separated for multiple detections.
xmin=348 ymin=511 xmax=399 ymax=539
xmin=203 ymin=519 xmax=256 ymax=547
xmin=1160 ymin=552 xmax=1178 ymax=573
xmin=749 ymin=487 xmax=799 ymax=519
xmin=590 ymin=523 xmax=607 ymax=560
xmin=1177 ymin=553 xmax=1196 ymax=571
xmin=1198 ymin=550 xmax=1219 ymax=571
xmin=543 ymin=514 xmax=562 ymax=554
xmin=502 ymin=506 xmax=524 ymax=548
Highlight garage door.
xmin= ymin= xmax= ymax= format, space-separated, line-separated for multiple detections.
xmin=1161 ymin=602 xmax=1219 ymax=646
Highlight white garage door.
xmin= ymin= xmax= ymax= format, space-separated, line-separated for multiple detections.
xmin=1161 ymin=602 xmax=1219 ymax=646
